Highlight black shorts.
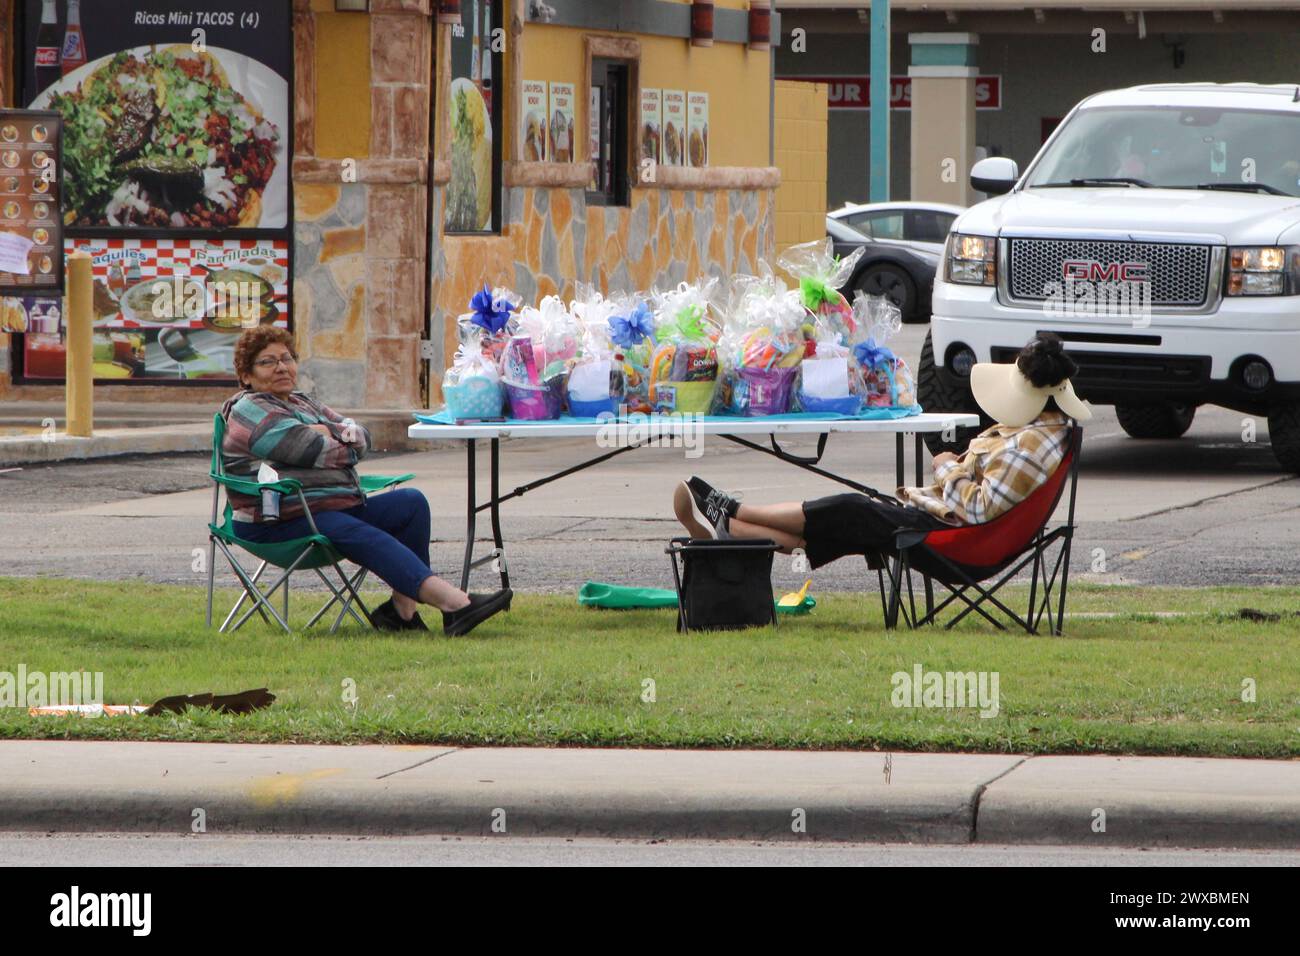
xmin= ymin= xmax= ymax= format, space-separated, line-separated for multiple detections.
xmin=801 ymin=493 xmax=949 ymax=570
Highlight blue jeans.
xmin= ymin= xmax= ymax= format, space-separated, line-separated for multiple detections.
xmin=233 ymin=488 xmax=435 ymax=600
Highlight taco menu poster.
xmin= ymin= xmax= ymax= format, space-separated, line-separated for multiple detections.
xmin=548 ymin=82 xmax=575 ymax=164
xmin=640 ymin=89 xmax=662 ymax=166
xmin=687 ymin=92 xmax=709 ymax=168
xmin=21 ymin=0 xmax=290 ymax=232
xmin=661 ymin=89 xmax=686 ymax=167
xmin=521 ymin=80 xmax=547 ymax=162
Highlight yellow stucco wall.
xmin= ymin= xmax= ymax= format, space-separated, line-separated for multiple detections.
xmin=521 ymin=20 xmax=771 ymax=168
xmin=313 ymin=12 xmax=371 ymax=159
xmin=432 ymin=9 xmax=778 ymax=404
xmin=774 ymin=79 xmax=827 ymax=253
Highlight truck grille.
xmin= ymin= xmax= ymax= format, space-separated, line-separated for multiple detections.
xmin=1007 ymin=239 xmax=1212 ymax=307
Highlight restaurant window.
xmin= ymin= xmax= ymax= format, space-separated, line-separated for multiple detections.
xmin=587 ymin=59 xmax=630 ymax=207
xmin=445 ymin=0 xmax=503 ymax=234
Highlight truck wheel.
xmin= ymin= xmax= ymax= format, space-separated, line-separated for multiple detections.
xmin=1115 ymin=402 xmax=1195 ymax=439
xmin=917 ymin=331 xmax=990 ymax=455
xmin=1267 ymin=403 xmax=1300 ymax=473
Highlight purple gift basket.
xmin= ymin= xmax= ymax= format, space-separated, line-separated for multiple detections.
xmin=505 ymin=376 xmax=565 ymax=420
xmin=737 ymin=365 xmax=799 ymax=416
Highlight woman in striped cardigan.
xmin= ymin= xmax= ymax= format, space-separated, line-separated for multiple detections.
xmin=221 ymin=327 xmax=511 ymax=635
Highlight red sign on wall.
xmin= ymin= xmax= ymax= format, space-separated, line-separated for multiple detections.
xmin=779 ymin=75 xmax=1002 ymax=111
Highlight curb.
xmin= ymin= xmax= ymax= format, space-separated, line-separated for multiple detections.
xmin=2 ymin=743 xmax=1298 ymax=847
xmin=976 ymin=755 xmax=1300 ymax=849
xmin=0 ymin=424 xmax=212 ymax=466
xmin=0 ymin=415 xmax=451 ymax=466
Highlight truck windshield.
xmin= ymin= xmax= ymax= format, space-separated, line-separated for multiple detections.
xmin=1024 ymin=106 xmax=1300 ymax=196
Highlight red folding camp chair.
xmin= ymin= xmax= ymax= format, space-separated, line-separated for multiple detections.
xmin=879 ymin=425 xmax=1082 ymax=634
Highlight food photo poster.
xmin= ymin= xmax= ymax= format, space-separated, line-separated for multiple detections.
xmin=661 ymin=89 xmax=685 ymax=168
xmin=14 ymin=0 xmax=292 ymax=383
xmin=23 ymin=0 xmax=290 ymax=230
xmin=548 ymin=81 xmax=575 ymax=164
xmin=687 ymin=91 xmax=709 ymax=168
xmin=640 ymin=88 xmax=661 ymax=167
xmin=521 ymin=79 xmax=548 ymax=163
xmin=446 ymin=0 xmax=496 ymax=233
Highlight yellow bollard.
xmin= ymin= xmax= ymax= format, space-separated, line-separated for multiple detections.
xmin=65 ymin=251 xmax=93 ymax=438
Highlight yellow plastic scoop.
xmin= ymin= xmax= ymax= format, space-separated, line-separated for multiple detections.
xmin=778 ymin=579 xmax=813 ymax=609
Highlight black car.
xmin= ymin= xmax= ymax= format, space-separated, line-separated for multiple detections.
xmin=826 ymin=208 xmax=956 ymax=323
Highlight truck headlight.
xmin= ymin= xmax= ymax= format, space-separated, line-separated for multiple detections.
xmin=946 ymin=233 xmax=997 ymax=286
xmin=1226 ymin=246 xmax=1298 ymax=296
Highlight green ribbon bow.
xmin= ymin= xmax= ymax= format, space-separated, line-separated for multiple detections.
xmin=800 ymin=276 xmax=841 ymax=312
xmin=666 ymin=304 xmax=707 ymax=341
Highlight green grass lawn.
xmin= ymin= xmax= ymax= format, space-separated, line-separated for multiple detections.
xmin=1 ymin=576 xmax=1298 ymax=756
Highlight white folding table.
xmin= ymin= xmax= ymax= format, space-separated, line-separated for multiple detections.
xmin=407 ymin=413 xmax=980 ymax=594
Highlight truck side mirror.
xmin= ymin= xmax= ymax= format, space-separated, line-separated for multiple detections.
xmin=971 ymin=157 xmax=1019 ymax=196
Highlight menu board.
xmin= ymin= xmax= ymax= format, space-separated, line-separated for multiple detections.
xmin=521 ymin=80 xmax=547 ymax=162
xmin=548 ymin=82 xmax=576 ymax=163
xmin=662 ymin=90 xmax=686 ymax=167
xmin=13 ymin=1 xmax=292 ymax=384
xmin=22 ymin=1 xmax=290 ymax=233
xmin=640 ymin=89 xmax=662 ymax=166
xmin=687 ymin=92 xmax=709 ymax=168
xmin=18 ymin=236 xmax=289 ymax=381
xmin=0 ymin=110 xmax=63 ymax=295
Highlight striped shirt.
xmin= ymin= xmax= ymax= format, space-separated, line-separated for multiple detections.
xmin=898 ymin=411 xmax=1072 ymax=525
xmin=220 ymin=389 xmax=373 ymax=522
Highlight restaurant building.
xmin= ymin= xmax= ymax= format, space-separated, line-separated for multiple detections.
xmin=0 ymin=0 xmax=793 ymax=414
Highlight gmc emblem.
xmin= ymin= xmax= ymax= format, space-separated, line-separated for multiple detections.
xmin=1063 ymin=260 xmax=1150 ymax=282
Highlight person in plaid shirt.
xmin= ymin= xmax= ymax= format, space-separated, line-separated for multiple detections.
xmin=898 ymin=409 xmax=1073 ymax=525
xmin=673 ymin=333 xmax=1090 ymax=570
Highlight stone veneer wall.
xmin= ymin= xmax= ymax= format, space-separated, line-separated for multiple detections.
xmin=430 ymin=185 xmax=776 ymax=404
xmin=287 ymin=0 xmax=431 ymax=411
xmin=291 ymin=171 xmax=428 ymax=410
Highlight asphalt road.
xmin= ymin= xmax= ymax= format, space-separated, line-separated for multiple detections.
xmin=1 ymin=324 xmax=1296 ymax=592
xmin=3 ymin=833 xmax=1298 ymax=866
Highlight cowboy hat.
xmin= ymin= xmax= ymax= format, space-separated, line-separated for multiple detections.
xmin=970 ymin=361 xmax=1093 ymax=427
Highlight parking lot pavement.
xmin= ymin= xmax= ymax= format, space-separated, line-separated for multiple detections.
xmin=0 ymin=322 xmax=1296 ymax=592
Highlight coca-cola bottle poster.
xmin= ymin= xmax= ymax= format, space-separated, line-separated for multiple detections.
xmin=20 ymin=0 xmax=290 ymax=231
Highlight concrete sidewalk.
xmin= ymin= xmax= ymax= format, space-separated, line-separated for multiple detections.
xmin=2 ymin=741 xmax=1297 ymax=848
xmin=0 ymin=401 xmax=432 ymax=465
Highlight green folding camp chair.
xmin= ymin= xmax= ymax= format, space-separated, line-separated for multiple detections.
xmin=205 ymin=413 xmax=415 ymax=633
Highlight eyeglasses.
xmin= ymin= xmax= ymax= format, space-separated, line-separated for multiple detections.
xmin=253 ymin=355 xmax=298 ymax=370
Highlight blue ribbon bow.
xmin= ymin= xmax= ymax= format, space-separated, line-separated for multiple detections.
xmin=469 ymin=283 xmax=513 ymax=336
xmin=853 ymin=337 xmax=895 ymax=369
xmin=610 ymin=302 xmax=655 ymax=348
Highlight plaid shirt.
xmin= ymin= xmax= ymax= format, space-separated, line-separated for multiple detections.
xmin=898 ymin=410 xmax=1072 ymax=525
xmin=220 ymin=390 xmax=372 ymax=522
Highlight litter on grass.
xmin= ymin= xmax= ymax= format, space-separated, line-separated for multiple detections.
xmin=28 ymin=689 xmax=276 ymax=718
xmin=28 ymin=704 xmax=148 ymax=717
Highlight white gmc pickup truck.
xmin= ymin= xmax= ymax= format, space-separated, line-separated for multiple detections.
xmin=921 ymin=83 xmax=1300 ymax=471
